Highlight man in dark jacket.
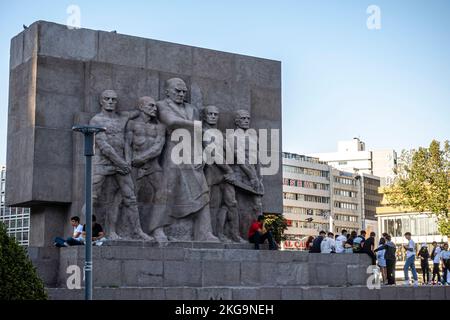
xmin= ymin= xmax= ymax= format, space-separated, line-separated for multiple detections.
xmin=362 ymin=232 xmax=377 ymax=265
xmin=310 ymin=230 xmax=326 ymax=253
xmin=375 ymin=234 xmax=396 ymax=285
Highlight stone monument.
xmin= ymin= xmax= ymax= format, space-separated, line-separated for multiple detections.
xmin=6 ymin=21 xmax=418 ymax=301
xmin=6 ymin=20 xmax=283 ymax=247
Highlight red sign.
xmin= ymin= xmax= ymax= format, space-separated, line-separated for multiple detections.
xmin=283 ymin=240 xmax=306 ymax=250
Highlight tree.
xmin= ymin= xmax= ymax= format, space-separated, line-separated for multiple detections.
xmin=263 ymin=213 xmax=288 ymax=244
xmin=385 ymin=140 xmax=450 ymax=236
xmin=0 ymin=222 xmax=47 ymax=300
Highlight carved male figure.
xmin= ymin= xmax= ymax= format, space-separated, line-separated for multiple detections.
xmin=89 ymin=89 xmax=152 ymax=240
xmin=125 ymin=96 xmax=169 ymax=242
xmin=202 ymin=105 xmax=243 ymax=242
xmin=157 ymin=78 xmax=218 ymax=241
xmin=231 ymin=109 xmax=265 ymax=234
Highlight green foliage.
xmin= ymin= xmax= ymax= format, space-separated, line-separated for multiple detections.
xmin=0 ymin=222 xmax=47 ymax=300
xmin=385 ymin=140 xmax=450 ymax=236
xmin=263 ymin=213 xmax=288 ymax=244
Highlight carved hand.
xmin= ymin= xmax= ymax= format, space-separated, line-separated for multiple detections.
xmin=132 ymin=157 xmax=145 ymax=167
xmin=116 ymin=162 xmax=131 ymax=175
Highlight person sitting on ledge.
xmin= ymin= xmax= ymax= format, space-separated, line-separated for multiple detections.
xmin=248 ymin=215 xmax=278 ymax=250
xmin=54 ymin=216 xmax=84 ymax=247
xmin=81 ymin=215 xmax=106 ymax=246
xmin=320 ymin=232 xmax=336 ymax=253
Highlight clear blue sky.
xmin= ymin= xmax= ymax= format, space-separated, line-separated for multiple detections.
xmin=0 ymin=0 xmax=449 ymax=165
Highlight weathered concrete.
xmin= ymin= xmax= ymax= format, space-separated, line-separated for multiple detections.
xmin=31 ymin=243 xmax=372 ymax=290
xmin=6 ymin=21 xmax=282 ymax=246
xmin=46 ymin=285 xmax=450 ymax=300
xmin=29 ymin=243 xmax=450 ymax=300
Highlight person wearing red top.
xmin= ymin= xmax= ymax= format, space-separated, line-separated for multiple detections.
xmin=248 ymin=215 xmax=278 ymax=250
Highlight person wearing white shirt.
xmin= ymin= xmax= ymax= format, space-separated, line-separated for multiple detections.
xmin=403 ymin=232 xmax=418 ymax=286
xmin=431 ymin=241 xmax=442 ymax=284
xmin=441 ymin=243 xmax=450 ymax=285
xmin=54 ymin=216 xmax=84 ymax=247
xmin=320 ymin=232 xmax=336 ymax=254
xmin=335 ymin=230 xmax=347 ymax=254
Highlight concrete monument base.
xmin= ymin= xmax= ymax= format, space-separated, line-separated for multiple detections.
xmin=28 ymin=243 xmax=450 ymax=300
xmin=46 ymin=284 xmax=450 ymax=300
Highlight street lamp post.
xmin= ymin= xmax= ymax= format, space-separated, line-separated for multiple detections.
xmin=355 ymin=174 xmax=365 ymax=231
xmin=72 ymin=125 xmax=106 ymax=301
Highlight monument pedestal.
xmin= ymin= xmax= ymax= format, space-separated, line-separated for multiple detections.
xmin=29 ymin=243 xmax=450 ymax=300
xmin=29 ymin=241 xmax=381 ymax=300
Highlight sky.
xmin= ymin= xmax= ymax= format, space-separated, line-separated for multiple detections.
xmin=0 ymin=0 xmax=449 ymax=165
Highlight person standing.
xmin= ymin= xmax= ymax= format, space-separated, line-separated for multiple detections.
xmin=376 ymin=238 xmax=387 ymax=285
xmin=431 ymin=241 xmax=442 ymax=285
xmin=417 ymin=243 xmax=430 ymax=285
xmin=441 ymin=243 xmax=450 ymax=285
xmin=375 ymin=234 xmax=396 ymax=285
xmin=403 ymin=232 xmax=419 ymax=286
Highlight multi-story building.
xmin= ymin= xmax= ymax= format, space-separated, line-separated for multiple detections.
xmin=282 ymin=152 xmax=363 ymax=250
xmin=309 ymin=138 xmax=397 ymax=186
xmin=0 ymin=165 xmax=30 ymax=246
xmin=282 ymin=153 xmax=331 ymax=244
xmin=330 ymin=169 xmax=362 ymax=235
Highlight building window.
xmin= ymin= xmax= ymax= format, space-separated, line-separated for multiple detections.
xmin=334 ymin=176 xmax=356 ymax=186
xmin=283 ymin=178 xmax=329 ymax=190
xmin=334 ymin=189 xmax=357 ymax=198
xmin=283 ymin=206 xmax=328 ymax=217
xmin=334 ymin=201 xmax=358 ymax=211
xmin=283 ymin=165 xmax=329 ymax=178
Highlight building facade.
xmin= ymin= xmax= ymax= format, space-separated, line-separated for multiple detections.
xmin=0 ymin=165 xmax=30 ymax=246
xmin=330 ymin=168 xmax=362 ymax=235
xmin=309 ymin=138 xmax=397 ymax=186
xmin=282 ymin=152 xmax=363 ymax=249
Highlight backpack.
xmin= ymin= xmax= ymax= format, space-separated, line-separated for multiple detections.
xmin=352 ymin=236 xmax=364 ymax=253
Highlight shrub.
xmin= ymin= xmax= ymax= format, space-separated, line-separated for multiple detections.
xmin=263 ymin=213 xmax=288 ymax=244
xmin=0 ymin=221 xmax=47 ymax=300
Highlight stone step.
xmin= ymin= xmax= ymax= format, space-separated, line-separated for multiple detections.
xmin=46 ymin=285 xmax=450 ymax=300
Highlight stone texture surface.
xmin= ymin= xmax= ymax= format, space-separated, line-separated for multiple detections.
xmin=6 ymin=20 xmax=282 ymax=245
xmin=46 ymin=285 xmax=450 ymax=300
xmin=32 ymin=244 xmax=375 ymax=290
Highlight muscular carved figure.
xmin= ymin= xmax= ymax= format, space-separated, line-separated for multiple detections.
xmin=89 ymin=89 xmax=152 ymax=241
xmin=202 ymin=105 xmax=244 ymax=242
xmin=125 ymin=96 xmax=169 ymax=242
xmin=157 ymin=78 xmax=218 ymax=241
xmin=232 ymin=109 xmax=265 ymax=235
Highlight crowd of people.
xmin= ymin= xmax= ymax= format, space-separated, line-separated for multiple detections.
xmin=306 ymin=229 xmax=450 ymax=286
